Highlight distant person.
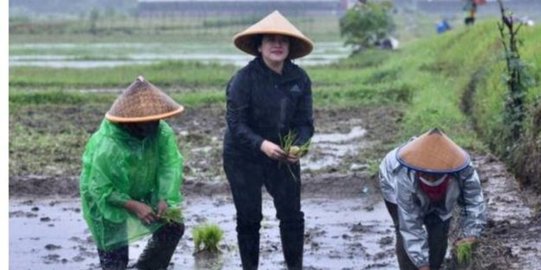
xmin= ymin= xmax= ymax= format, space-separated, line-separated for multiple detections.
xmin=376 ymin=36 xmax=399 ymax=50
xmin=379 ymin=128 xmax=486 ymax=270
xmin=223 ymin=10 xmax=314 ymax=270
xmin=80 ymin=76 xmax=185 ymax=270
xmin=464 ymin=0 xmax=486 ymax=25
xmin=436 ymin=19 xmax=452 ymax=34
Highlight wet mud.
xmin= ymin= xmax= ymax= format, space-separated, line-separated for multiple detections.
xmin=9 ymin=105 xmax=541 ymax=269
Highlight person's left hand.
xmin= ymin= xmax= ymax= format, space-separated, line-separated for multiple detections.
xmin=156 ymin=200 xmax=168 ymax=218
xmin=286 ymin=153 xmax=300 ymax=164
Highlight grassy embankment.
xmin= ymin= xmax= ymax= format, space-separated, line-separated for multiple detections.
xmin=10 ymin=20 xmax=541 ymax=190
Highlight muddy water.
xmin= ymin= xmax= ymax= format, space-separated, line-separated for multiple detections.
xmin=9 ymin=195 xmax=397 ymax=270
xmin=9 ymin=42 xmax=350 ymax=68
xmin=9 ymin=108 xmax=541 ymax=269
xmin=304 ymin=126 xmax=367 ymax=171
xmin=9 ymin=124 xmax=399 ymax=270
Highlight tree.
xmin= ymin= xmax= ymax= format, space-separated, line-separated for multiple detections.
xmin=339 ymin=1 xmax=395 ymax=53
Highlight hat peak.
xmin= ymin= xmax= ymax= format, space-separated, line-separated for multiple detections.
xmin=428 ymin=128 xmax=443 ymax=135
xmin=396 ymin=128 xmax=469 ymax=173
xmin=106 ymin=76 xmax=184 ymax=122
xmin=232 ymin=10 xmax=313 ymax=59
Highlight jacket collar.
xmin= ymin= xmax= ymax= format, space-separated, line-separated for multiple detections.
xmin=251 ymin=56 xmax=302 ymax=83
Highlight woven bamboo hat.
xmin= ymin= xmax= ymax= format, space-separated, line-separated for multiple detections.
xmin=396 ymin=128 xmax=470 ymax=173
xmin=105 ymin=76 xmax=184 ymax=122
xmin=233 ymin=10 xmax=314 ymax=59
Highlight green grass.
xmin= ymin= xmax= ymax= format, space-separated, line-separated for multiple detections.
xmin=9 ymin=123 xmax=88 ymax=176
xmin=9 ymin=61 xmax=237 ymax=88
xmin=9 ymin=89 xmax=224 ymax=109
xmin=9 ymin=15 xmax=342 ymax=44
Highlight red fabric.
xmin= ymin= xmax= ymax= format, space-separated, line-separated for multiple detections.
xmin=417 ymin=174 xmax=450 ymax=202
xmin=474 ymin=0 xmax=487 ymax=5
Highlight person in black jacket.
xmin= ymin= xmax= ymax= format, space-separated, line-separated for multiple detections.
xmin=223 ymin=10 xmax=315 ymax=270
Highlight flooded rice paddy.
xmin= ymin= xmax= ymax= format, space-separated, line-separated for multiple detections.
xmin=9 ymin=110 xmax=541 ymax=269
xmin=9 ymin=42 xmax=351 ymax=68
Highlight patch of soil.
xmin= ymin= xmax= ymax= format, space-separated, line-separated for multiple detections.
xmin=9 ymin=103 xmax=541 ymax=269
xmin=445 ymin=154 xmax=541 ymax=269
xmin=9 ymin=104 xmax=402 ymax=199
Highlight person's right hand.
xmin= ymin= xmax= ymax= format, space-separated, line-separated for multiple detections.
xmin=124 ymin=200 xmax=157 ymax=224
xmin=156 ymin=200 xmax=168 ymax=218
xmin=260 ymin=140 xmax=287 ymax=160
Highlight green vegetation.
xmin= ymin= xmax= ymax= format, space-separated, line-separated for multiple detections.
xmin=9 ymin=61 xmax=237 ymax=88
xmin=339 ymin=1 xmax=396 ymax=52
xmin=160 ymin=208 xmax=183 ymax=224
xmin=9 ymin=15 xmax=341 ymax=44
xmin=9 ymin=14 xmax=541 ymax=191
xmin=280 ymin=130 xmax=311 ymax=158
xmin=455 ymin=242 xmax=473 ymax=265
xmin=192 ymin=223 xmax=224 ymax=253
xmin=279 ymin=130 xmax=311 ymax=181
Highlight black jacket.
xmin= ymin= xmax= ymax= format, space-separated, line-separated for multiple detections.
xmin=223 ymin=56 xmax=314 ymax=160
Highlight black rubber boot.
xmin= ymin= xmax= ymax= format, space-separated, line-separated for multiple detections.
xmin=134 ymin=222 xmax=184 ymax=270
xmin=237 ymin=233 xmax=260 ymax=270
xmin=280 ymin=226 xmax=304 ymax=270
xmin=98 ymin=246 xmax=129 ymax=270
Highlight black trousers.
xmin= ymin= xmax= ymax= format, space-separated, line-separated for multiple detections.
xmin=97 ymin=222 xmax=185 ymax=270
xmin=223 ymin=154 xmax=304 ymax=270
xmin=385 ymin=201 xmax=450 ymax=270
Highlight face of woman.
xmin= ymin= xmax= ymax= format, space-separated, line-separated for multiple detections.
xmin=258 ymin=34 xmax=290 ymax=64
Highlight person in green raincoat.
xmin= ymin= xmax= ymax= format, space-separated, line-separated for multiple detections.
xmin=80 ymin=76 xmax=185 ymax=270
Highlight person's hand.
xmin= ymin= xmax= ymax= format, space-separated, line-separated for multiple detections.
xmin=156 ymin=200 xmax=168 ymax=218
xmin=286 ymin=153 xmax=300 ymax=164
xmin=125 ymin=200 xmax=157 ymax=224
xmin=418 ymin=266 xmax=430 ymax=270
xmin=454 ymin=236 xmax=476 ymax=246
xmin=260 ymin=140 xmax=287 ymax=160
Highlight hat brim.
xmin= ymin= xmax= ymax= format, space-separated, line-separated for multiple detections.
xmin=233 ymin=31 xmax=313 ymax=59
xmin=396 ymin=145 xmax=470 ymax=174
xmin=106 ymin=106 xmax=184 ymax=123
xmin=395 ymin=128 xmax=471 ymax=174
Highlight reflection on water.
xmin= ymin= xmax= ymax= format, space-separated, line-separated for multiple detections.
xmin=303 ymin=126 xmax=368 ymax=172
xmin=9 ymin=42 xmax=351 ymax=68
xmin=9 ymin=195 xmax=396 ymax=270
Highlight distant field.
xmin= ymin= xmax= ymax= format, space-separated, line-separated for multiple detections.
xmin=9 ymin=14 xmax=349 ymax=68
xmin=9 ymin=15 xmax=342 ymax=44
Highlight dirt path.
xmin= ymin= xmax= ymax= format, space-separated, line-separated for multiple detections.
xmin=9 ymin=105 xmax=541 ymax=269
xmin=464 ymin=155 xmax=541 ymax=269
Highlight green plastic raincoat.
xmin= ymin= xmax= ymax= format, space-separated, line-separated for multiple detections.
xmin=80 ymin=119 xmax=183 ymax=251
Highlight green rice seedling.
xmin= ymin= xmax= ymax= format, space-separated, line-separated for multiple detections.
xmin=192 ymin=223 xmax=224 ymax=253
xmin=455 ymin=241 xmax=473 ymax=265
xmin=160 ymin=208 xmax=183 ymax=224
xmin=279 ymin=130 xmax=311 ymax=181
xmin=279 ymin=130 xmax=311 ymax=157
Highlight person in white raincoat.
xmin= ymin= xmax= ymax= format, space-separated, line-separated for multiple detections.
xmin=379 ymin=128 xmax=486 ymax=270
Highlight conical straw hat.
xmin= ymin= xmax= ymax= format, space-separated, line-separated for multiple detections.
xmin=106 ymin=76 xmax=184 ymax=123
xmin=233 ymin=10 xmax=314 ymax=59
xmin=396 ymin=128 xmax=470 ymax=173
